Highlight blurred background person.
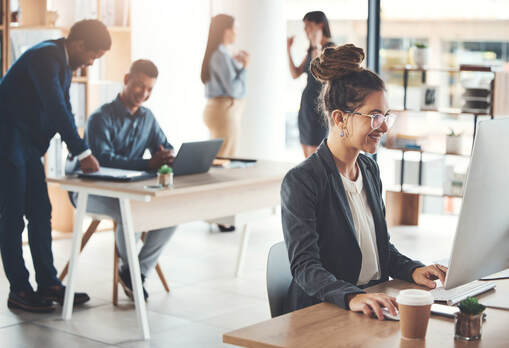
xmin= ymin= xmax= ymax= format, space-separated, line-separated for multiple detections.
xmin=201 ymin=14 xmax=250 ymax=233
xmin=287 ymin=11 xmax=334 ymax=158
xmin=201 ymin=14 xmax=250 ymax=158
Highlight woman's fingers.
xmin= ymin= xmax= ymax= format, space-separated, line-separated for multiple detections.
xmin=378 ymin=295 xmax=398 ymax=316
xmin=426 ymin=266 xmax=444 ymax=286
xmin=362 ymin=304 xmax=372 ymax=317
xmin=390 ymin=296 xmax=399 ymax=310
xmin=433 ymin=264 xmax=447 ymax=284
xmin=366 ymin=299 xmax=384 ymax=320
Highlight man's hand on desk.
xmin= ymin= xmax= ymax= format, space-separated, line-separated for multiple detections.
xmin=347 ymin=293 xmax=398 ymax=321
xmin=80 ymin=154 xmax=100 ymax=173
xmin=412 ymin=264 xmax=448 ymax=289
xmin=148 ymin=145 xmax=175 ymax=170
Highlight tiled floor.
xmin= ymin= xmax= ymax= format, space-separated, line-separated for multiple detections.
xmin=0 ymin=213 xmax=458 ymax=347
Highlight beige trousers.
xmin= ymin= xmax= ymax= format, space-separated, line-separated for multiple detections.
xmin=203 ymin=97 xmax=245 ymax=158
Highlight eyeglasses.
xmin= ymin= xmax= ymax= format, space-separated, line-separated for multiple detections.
xmin=346 ymin=111 xmax=397 ymax=130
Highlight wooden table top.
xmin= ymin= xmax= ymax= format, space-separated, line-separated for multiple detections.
xmin=224 ymin=279 xmax=509 ymax=348
xmin=47 ymin=160 xmax=294 ymax=198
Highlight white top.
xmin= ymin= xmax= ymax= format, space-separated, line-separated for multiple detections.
xmin=340 ymin=167 xmax=381 ymax=286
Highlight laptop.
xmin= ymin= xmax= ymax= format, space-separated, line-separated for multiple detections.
xmin=430 ymin=119 xmax=509 ymax=305
xmin=76 ymin=139 xmax=223 ymax=181
xmin=172 ymin=139 xmax=223 ymax=176
xmin=77 ymin=167 xmax=156 ymax=182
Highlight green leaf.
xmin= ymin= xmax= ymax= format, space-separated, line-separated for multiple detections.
xmin=158 ymin=164 xmax=173 ymax=174
xmin=458 ymin=297 xmax=486 ymax=315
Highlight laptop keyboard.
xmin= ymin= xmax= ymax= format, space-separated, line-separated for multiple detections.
xmin=431 ymin=280 xmax=496 ymax=305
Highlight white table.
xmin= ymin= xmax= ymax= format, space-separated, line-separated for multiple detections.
xmin=47 ymin=160 xmax=293 ymax=340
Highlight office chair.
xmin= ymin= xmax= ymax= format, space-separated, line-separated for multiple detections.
xmin=266 ymin=241 xmax=293 ymax=318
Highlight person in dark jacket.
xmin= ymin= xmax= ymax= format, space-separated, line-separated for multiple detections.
xmin=0 ymin=20 xmax=111 ymax=313
xmin=281 ymin=44 xmax=448 ymax=320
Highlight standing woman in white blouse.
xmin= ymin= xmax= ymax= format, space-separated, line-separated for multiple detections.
xmin=280 ymin=43 xmax=448 ymax=320
xmin=201 ymin=14 xmax=250 ymax=158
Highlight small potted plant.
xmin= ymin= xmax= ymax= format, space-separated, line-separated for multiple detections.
xmin=455 ymin=297 xmax=486 ymax=341
xmin=445 ymin=128 xmax=463 ymax=154
xmin=412 ymin=43 xmax=429 ymax=68
xmin=157 ymin=164 xmax=173 ymax=188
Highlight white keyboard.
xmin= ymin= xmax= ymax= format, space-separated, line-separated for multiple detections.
xmin=431 ymin=280 xmax=496 ymax=305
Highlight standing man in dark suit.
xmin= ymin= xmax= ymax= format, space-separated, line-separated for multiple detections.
xmin=0 ymin=20 xmax=111 ymax=313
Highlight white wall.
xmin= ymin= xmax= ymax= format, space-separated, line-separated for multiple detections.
xmin=211 ymin=0 xmax=287 ymax=159
xmin=131 ymin=0 xmax=211 ymax=149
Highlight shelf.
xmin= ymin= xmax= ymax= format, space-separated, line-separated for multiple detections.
xmin=388 ymin=66 xmax=459 ymax=73
xmin=108 ymin=26 xmax=131 ymax=32
xmin=388 ymin=65 xmax=497 ymax=73
xmin=383 ymin=146 xmax=471 ymax=158
xmin=392 ymin=108 xmax=491 ymax=117
xmin=72 ymin=77 xmax=88 ymax=83
xmin=387 ymin=185 xmax=463 ymax=198
xmin=9 ymin=25 xmax=67 ymax=31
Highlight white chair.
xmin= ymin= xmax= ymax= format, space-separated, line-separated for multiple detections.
xmin=266 ymin=241 xmax=293 ymax=318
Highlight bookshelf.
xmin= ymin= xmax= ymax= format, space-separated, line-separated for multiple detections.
xmin=384 ymin=65 xmax=499 ymax=226
xmin=1 ymin=0 xmax=132 ymax=232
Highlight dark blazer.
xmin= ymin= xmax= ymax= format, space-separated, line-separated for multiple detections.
xmin=281 ymin=140 xmax=424 ymax=314
xmin=0 ymin=38 xmax=87 ymax=165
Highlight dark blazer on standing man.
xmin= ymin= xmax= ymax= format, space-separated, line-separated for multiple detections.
xmin=0 ymin=38 xmax=88 ymax=166
xmin=280 ymin=140 xmax=424 ymax=314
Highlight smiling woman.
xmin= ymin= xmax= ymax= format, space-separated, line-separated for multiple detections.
xmin=280 ymin=43 xmax=447 ymax=320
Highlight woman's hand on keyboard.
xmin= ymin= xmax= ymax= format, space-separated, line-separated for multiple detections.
xmin=412 ymin=264 xmax=448 ymax=288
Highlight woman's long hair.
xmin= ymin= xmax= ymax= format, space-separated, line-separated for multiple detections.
xmin=201 ymin=14 xmax=235 ymax=84
xmin=303 ymin=11 xmax=331 ymax=39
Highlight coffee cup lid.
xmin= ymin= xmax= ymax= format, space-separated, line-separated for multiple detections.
xmin=396 ymin=289 xmax=434 ymax=306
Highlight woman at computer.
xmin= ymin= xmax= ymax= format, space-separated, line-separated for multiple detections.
xmin=281 ymin=43 xmax=447 ymax=320
xmin=287 ymin=11 xmax=335 ymax=158
xmin=201 ymin=14 xmax=249 ymax=158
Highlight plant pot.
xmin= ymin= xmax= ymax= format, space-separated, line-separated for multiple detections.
xmin=446 ymin=135 xmax=463 ymax=154
xmin=412 ymin=48 xmax=429 ymax=68
xmin=158 ymin=172 xmax=173 ymax=188
xmin=455 ymin=312 xmax=483 ymax=341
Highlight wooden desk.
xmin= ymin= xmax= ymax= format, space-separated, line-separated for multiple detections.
xmin=223 ymin=279 xmax=509 ymax=348
xmin=47 ymin=160 xmax=293 ymax=340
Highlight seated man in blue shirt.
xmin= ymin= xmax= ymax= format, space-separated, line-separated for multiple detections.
xmin=74 ymin=59 xmax=176 ymax=301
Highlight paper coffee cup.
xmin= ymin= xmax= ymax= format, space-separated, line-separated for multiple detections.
xmin=396 ymin=289 xmax=434 ymax=340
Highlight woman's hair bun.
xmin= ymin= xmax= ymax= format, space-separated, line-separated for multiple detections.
xmin=310 ymin=43 xmax=365 ymax=82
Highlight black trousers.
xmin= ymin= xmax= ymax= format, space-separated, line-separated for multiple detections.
xmin=0 ymin=150 xmax=61 ymax=292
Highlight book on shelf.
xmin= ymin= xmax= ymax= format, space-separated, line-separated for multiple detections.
xmin=100 ymin=0 xmax=130 ymax=27
xmin=459 ymin=64 xmax=496 ymax=72
xmin=70 ymin=82 xmax=86 ymax=128
xmin=10 ymin=28 xmax=63 ymax=62
xmin=492 ymin=71 xmax=509 ymax=117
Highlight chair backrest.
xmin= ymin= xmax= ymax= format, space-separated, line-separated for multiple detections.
xmin=266 ymin=241 xmax=293 ymax=318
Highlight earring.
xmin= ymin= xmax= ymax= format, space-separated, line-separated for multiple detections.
xmin=340 ymin=129 xmax=345 ymax=137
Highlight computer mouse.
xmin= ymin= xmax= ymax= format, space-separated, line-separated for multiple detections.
xmin=381 ymin=307 xmax=400 ymax=321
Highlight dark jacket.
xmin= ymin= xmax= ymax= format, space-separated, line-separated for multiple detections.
xmin=281 ymin=140 xmax=424 ymax=314
xmin=0 ymin=38 xmax=87 ymax=165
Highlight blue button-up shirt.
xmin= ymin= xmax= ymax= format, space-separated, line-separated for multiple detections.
xmin=205 ymin=44 xmax=247 ymax=99
xmin=85 ymin=95 xmax=173 ymax=171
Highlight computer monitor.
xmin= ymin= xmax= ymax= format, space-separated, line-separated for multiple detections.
xmin=444 ymin=118 xmax=509 ymax=289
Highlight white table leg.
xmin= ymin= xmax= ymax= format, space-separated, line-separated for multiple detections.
xmin=62 ymin=192 xmax=88 ymax=320
xmin=119 ymin=198 xmax=150 ymax=340
xmin=235 ymin=224 xmax=250 ymax=277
